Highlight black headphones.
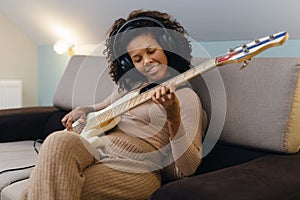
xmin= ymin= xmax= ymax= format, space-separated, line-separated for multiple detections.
xmin=112 ymin=16 xmax=177 ymax=73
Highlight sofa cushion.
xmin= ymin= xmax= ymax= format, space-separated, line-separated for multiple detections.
xmin=0 ymin=179 xmax=27 ymax=200
xmin=285 ymin=67 xmax=300 ymax=153
xmin=53 ymin=55 xmax=116 ymax=111
xmin=151 ymin=152 xmax=300 ymax=200
xmin=194 ymin=57 xmax=300 ymax=153
xmin=0 ymin=141 xmax=37 ymax=192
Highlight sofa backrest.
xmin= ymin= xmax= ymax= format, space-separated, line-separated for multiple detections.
xmin=53 ymin=55 xmax=116 ymax=111
xmin=54 ymin=55 xmax=300 ymax=154
xmin=192 ymin=57 xmax=300 ymax=154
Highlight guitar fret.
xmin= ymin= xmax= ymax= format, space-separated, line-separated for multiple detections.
xmin=185 ymin=68 xmax=196 ymax=80
xmin=137 ymin=95 xmax=143 ymax=103
xmin=118 ymin=102 xmax=127 ymax=115
xmin=140 ymin=92 xmax=148 ymax=103
xmin=172 ymin=76 xmax=178 ymax=85
xmin=111 ymin=106 xmax=120 ymax=117
xmin=182 ymin=72 xmax=187 ymax=81
xmin=128 ymin=99 xmax=135 ymax=107
xmin=144 ymin=91 xmax=152 ymax=100
xmin=102 ymin=110 xmax=111 ymax=122
xmin=90 ymin=119 xmax=97 ymax=128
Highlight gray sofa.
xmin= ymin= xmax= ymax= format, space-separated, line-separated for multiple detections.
xmin=0 ymin=55 xmax=299 ymax=200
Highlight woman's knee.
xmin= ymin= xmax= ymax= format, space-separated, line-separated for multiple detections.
xmin=41 ymin=131 xmax=81 ymax=153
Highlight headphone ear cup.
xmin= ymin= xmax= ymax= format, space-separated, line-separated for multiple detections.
xmin=159 ymin=32 xmax=176 ymax=53
xmin=119 ymin=55 xmax=134 ymax=72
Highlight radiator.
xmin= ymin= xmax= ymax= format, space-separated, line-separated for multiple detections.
xmin=0 ymin=80 xmax=23 ymax=109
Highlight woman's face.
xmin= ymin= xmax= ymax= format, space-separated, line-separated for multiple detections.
xmin=126 ymin=33 xmax=169 ymax=82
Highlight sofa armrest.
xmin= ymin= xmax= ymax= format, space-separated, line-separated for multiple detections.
xmin=0 ymin=107 xmax=61 ymax=142
xmin=151 ymin=152 xmax=300 ymax=200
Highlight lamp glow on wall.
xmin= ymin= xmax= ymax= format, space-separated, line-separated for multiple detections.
xmin=53 ymin=40 xmax=75 ymax=56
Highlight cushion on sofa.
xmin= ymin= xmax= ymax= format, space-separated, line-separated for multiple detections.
xmin=151 ymin=152 xmax=300 ymax=200
xmin=210 ymin=58 xmax=300 ymax=153
xmin=53 ymin=55 xmax=116 ymax=111
xmin=0 ymin=141 xmax=37 ymax=192
xmin=285 ymin=68 xmax=300 ymax=153
xmin=1 ymin=179 xmax=27 ymax=200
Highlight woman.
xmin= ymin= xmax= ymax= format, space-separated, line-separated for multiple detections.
xmin=22 ymin=9 xmax=206 ymax=200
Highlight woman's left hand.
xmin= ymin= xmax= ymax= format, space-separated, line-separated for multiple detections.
xmin=152 ymin=83 xmax=182 ymax=140
xmin=152 ymin=84 xmax=181 ymax=122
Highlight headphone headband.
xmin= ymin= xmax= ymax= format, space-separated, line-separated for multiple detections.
xmin=112 ymin=16 xmax=173 ymax=60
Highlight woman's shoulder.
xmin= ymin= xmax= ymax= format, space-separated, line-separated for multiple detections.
xmin=176 ymin=84 xmax=199 ymax=95
xmin=176 ymin=84 xmax=201 ymax=103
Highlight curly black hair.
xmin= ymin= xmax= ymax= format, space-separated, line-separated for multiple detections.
xmin=104 ymin=9 xmax=192 ymax=91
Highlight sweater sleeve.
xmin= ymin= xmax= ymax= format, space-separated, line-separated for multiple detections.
xmin=93 ymin=88 xmax=128 ymax=111
xmin=169 ymin=87 xmax=205 ymax=177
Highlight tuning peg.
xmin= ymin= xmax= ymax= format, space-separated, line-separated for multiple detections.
xmin=242 ymin=44 xmax=247 ymax=48
xmin=243 ymin=48 xmax=249 ymax=53
xmin=269 ymin=35 xmax=275 ymax=40
xmin=240 ymin=59 xmax=251 ymax=70
xmin=228 ymin=48 xmax=235 ymax=53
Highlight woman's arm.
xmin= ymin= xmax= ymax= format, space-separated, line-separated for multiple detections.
xmin=152 ymin=86 xmax=204 ymax=177
xmin=171 ymin=88 xmax=204 ymax=177
xmin=62 ymin=89 xmax=125 ymax=130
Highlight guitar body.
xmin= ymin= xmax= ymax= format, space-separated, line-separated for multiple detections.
xmin=80 ymin=114 xmax=121 ymax=138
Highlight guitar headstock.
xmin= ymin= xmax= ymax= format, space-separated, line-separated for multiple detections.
xmin=216 ymin=31 xmax=289 ymax=68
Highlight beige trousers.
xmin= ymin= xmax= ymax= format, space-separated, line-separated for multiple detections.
xmin=21 ymin=131 xmax=161 ymax=200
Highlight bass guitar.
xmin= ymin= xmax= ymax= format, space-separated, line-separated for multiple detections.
xmin=71 ymin=31 xmax=289 ymax=148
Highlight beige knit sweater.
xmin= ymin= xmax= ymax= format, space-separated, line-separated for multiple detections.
xmin=97 ymin=86 xmax=205 ymax=181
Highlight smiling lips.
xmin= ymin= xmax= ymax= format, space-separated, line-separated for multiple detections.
xmin=146 ymin=64 xmax=160 ymax=74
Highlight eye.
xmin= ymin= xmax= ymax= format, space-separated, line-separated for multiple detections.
xmin=132 ymin=56 xmax=142 ymax=63
xmin=148 ymin=48 xmax=156 ymax=54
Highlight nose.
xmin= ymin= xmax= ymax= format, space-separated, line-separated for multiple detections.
xmin=143 ymin=55 xmax=153 ymax=66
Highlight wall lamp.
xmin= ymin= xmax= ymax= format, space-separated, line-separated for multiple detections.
xmin=53 ymin=40 xmax=75 ymax=56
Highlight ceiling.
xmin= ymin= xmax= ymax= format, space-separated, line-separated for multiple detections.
xmin=0 ymin=0 xmax=299 ymax=45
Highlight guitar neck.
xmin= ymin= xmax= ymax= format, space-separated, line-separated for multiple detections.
xmin=80 ymin=58 xmax=217 ymax=132
xmin=124 ymin=58 xmax=217 ymax=110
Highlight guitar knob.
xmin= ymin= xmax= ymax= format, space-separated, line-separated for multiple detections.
xmin=255 ymin=40 xmax=260 ymax=44
xmin=243 ymin=48 xmax=249 ymax=53
xmin=228 ymin=48 xmax=235 ymax=53
xmin=269 ymin=35 xmax=275 ymax=40
xmin=240 ymin=60 xmax=250 ymax=70
xmin=242 ymin=44 xmax=247 ymax=48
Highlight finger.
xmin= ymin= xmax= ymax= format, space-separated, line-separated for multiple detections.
xmin=152 ymin=93 xmax=160 ymax=104
xmin=155 ymin=88 xmax=161 ymax=99
xmin=167 ymin=92 xmax=175 ymax=100
xmin=161 ymin=85 xmax=167 ymax=96
xmin=152 ymin=87 xmax=162 ymax=104
xmin=61 ymin=115 xmax=68 ymax=127
xmin=166 ymin=83 xmax=176 ymax=100
xmin=78 ymin=114 xmax=87 ymax=124
xmin=170 ymin=83 xmax=176 ymax=94
xmin=67 ymin=119 xmax=73 ymax=131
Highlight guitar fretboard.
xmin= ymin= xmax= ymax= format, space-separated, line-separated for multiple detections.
xmin=75 ymin=58 xmax=216 ymax=133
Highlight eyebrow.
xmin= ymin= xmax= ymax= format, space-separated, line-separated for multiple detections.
xmin=130 ymin=44 xmax=154 ymax=58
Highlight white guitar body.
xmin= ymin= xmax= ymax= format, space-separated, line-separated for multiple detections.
xmin=77 ymin=115 xmax=121 ymax=148
xmin=72 ymin=90 xmax=139 ymax=148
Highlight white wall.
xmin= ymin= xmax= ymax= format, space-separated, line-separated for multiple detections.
xmin=0 ymin=12 xmax=38 ymax=107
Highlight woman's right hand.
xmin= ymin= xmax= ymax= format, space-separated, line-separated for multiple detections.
xmin=61 ymin=106 xmax=94 ymax=131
